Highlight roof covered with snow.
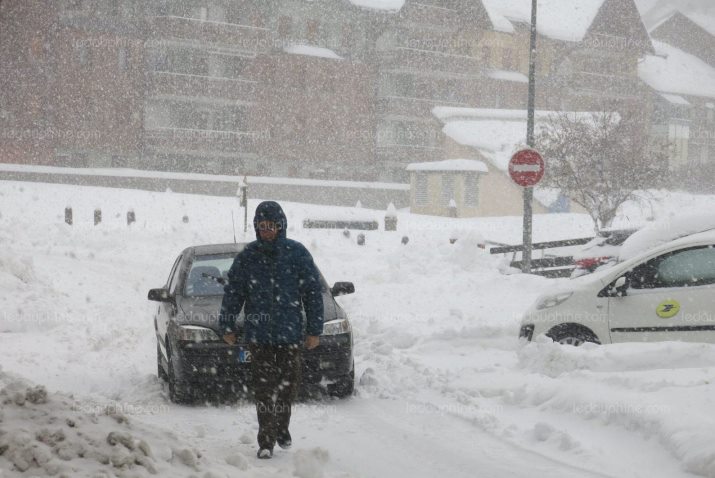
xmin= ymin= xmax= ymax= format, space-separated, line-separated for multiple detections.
xmin=639 ymin=41 xmax=715 ymax=99
xmin=406 ymin=159 xmax=489 ymax=173
xmin=686 ymin=12 xmax=715 ymax=37
xmin=432 ymin=107 xmax=605 ymax=209
xmin=349 ymin=0 xmax=405 ymax=12
xmin=487 ymin=69 xmax=529 ymax=83
xmin=481 ymin=0 xmax=606 ymax=42
xmin=283 ymin=44 xmax=343 ymax=60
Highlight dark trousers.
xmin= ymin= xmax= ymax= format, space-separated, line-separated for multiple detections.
xmin=249 ymin=343 xmax=302 ymax=449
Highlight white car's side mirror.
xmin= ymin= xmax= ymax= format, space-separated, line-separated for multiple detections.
xmin=614 ymin=276 xmax=627 ymax=290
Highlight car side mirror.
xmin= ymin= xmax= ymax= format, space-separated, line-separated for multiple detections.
xmin=612 ymin=275 xmax=629 ymax=297
xmin=148 ymin=288 xmax=171 ymax=302
xmin=331 ymin=282 xmax=355 ymax=296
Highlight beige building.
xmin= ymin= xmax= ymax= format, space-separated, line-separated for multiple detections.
xmin=407 ymin=158 xmax=551 ymax=218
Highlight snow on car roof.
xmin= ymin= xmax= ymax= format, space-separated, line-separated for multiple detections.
xmin=619 ymin=214 xmax=715 ymax=261
xmin=481 ymin=0 xmax=606 ymax=42
xmin=639 ymin=41 xmax=715 ymax=99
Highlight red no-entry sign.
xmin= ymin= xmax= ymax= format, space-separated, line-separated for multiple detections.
xmin=509 ymin=149 xmax=545 ymax=187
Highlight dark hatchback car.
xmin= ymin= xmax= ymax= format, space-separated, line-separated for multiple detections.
xmin=148 ymin=243 xmax=355 ymax=403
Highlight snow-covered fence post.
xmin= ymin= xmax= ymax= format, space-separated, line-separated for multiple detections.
xmin=182 ymin=215 xmax=189 ymax=224
xmin=64 ymin=207 xmax=73 ymax=226
xmin=357 ymin=233 xmax=365 ymax=246
xmin=127 ymin=209 xmax=135 ymax=226
xmin=401 ymin=236 xmax=409 ymax=245
xmin=384 ymin=202 xmax=397 ymax=231
xmin=94 ymin=208 xmax=102 ymax=226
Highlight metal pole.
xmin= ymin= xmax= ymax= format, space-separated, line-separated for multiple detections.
xmin=523 ymin=0 xmax=538 ymax=274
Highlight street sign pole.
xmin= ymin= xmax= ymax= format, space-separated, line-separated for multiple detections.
xmin=523 ymin=0 xmax=538 ymax=273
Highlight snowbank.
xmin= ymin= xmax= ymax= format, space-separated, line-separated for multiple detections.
xmin=0 ymin=369 xmax=226 ymax=476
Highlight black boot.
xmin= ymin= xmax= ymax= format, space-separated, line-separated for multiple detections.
xmin=257 ymin=447 xmax=273 ymax=459
xmin=277 ymin=430 xmax=292 ymax=450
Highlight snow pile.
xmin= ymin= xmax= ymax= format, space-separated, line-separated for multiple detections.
xmin=511 ymin=340 xmax=715 ymax=477
xmin=0 ymin=370 xmax=217 ymax=476
xmin=618 ymin=212 xmax=715 ymax=260
xmin=292 ymin=448 xmax=330 ymax=478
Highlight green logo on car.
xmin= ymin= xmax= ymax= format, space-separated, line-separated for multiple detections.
xmin=656 ymin=299 xmax=680 ymax=319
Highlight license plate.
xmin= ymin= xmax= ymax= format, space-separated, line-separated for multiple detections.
xmin=236 ymin=348 xmax=252 ymax=363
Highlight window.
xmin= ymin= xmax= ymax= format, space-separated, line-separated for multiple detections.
xmin=342 ymin=24 xmax=354 ymax=50
xmin=118 ymin=47 xmax=128 ymax=71
xmin=108 ymin=0 xmax=119 ymax=16
xmin=630 ymin=246 xmax=715 ymax=289
xmin=166 ymin=255 xmax=182 ymax=289
xmin=441 ymin=174 xmax=455 ymax=205
xmin=481 ymin=46 xmax=491 ymax=66
xmin=184 ymin=254 xmax=236 ymax=296
xmin=502 ymin=48 xmax=513 ymax=69
xmin=76 ymin=43 xmax=90 ymax=67
xmin=307 ymin=19 xmax=320 ymax=43
xmin=415 ymin=174 xmax=429 ymax=206
xmin=67 ymin=0 xmax=82 ymax=10
xmin=464 ymin=173 xmax=479 ymax=207
xmin=278 ymin=16 xmax=293 ymax=38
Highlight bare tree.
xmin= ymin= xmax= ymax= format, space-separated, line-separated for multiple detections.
xmin=536 ymin=110 xmax=669 ymax=230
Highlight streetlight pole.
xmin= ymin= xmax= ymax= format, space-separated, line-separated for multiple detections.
xmin=523 ymin=0 xmax=538 ymax=274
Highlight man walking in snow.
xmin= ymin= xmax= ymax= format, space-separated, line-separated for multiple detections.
xmin=219 ymin=201 xmax=324 ymax=459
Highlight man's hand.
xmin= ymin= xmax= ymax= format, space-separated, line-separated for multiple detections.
xmin=304 ymin=335 xmax=320 ymax=350
xmin=223 ymin=332 xmax=237 ymax=345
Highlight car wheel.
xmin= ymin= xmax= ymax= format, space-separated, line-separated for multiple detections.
xmin=547 ymin=324 xmax=600 ymax=346
xmin=167 ymin=342 xmax=193 ymax=404
xmin=328 ymin=364 xmax=355 ymax=398
xmin=157 ymin=342 xmax=168 ymax=381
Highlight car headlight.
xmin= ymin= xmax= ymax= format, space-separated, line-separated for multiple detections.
xmin=535 ymin=292 xmax=573 ymax=310
xmin=177 ymin=325 xmax=220 ymax=343
xmin=322 ymin=318 xmax=351 ymax=336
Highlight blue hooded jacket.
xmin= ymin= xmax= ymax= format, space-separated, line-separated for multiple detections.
xmin=218 ymin=201 xmax=324 ymax=344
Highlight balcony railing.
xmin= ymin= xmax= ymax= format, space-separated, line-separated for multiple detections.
xmin=376 ymin=95 xmax=466 ymax=118
xmin=150 ymin=16 xmax=270 ymax=53
xmin=560 ymin=72 xmax=645 ymax=98
xmin=378 ymin=48 xmax=481 ymax=76
xmin=147 ymin=71 xmax=257 ymax=103
xmin=144 ymin=127 xmax=260 ymax=155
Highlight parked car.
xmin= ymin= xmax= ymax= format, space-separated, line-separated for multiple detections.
xmin=149 ymin=243 xmax=355 ymax=403
xmin=520 ymin=227 xmax=715 ymax=345
xmin=570 ymin=228 xmax=639 ymax=278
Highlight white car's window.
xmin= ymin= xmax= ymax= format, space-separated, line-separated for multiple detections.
xmin=657 ymin=246 xmax=715 ymax=287
xmin=630 ymin=246 xmax=715 ymax=289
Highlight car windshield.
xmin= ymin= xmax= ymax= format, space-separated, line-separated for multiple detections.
xmin=184 ymin=252 xmax=330 ymax=296
xmin=184 ymin=253 xmax=235 ymax=297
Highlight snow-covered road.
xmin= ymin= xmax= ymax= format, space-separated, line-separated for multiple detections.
xmin=2 ymin=181 xmax=714 ymax=477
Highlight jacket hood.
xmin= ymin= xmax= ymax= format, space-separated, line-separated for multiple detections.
xmin=253 ymin=201 xmax=288 ymax=241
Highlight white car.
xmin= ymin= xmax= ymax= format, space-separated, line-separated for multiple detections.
xmin=520 ymin=228 xmax=715 ymax=345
